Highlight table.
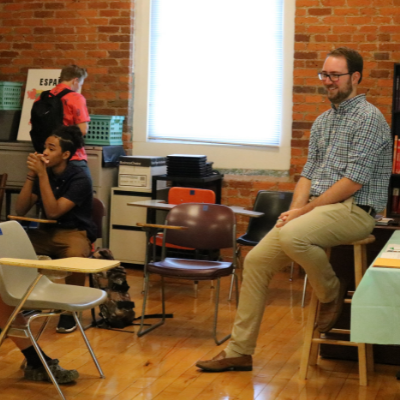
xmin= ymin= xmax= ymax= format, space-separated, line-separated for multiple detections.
xmin=0 ymin=257 xmax=120 ymax=345
xmin=127 ymin=199 xmax=264 ymax=218
xmin=351 ymin=230 xmax=400 ymax=344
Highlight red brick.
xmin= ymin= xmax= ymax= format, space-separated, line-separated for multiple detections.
xmin=309 ymin=8 xmax=332 ymax=16
xmin=45 ymin=3 xmax=64 ymax=10
xmin=322 ymin=17 xmax=344 ymax=24
xmin=334 ymin=8 xmax=359 ymax=15
xmin=294 ymin=52 xmax=318 ymax=60
xmin=307 ymin=26 xmax=332 ymax=34
xmin=321 ymin=0 xmax=346 ymax=5
xmin=34 ymin=11 xmax=54 ymax=18
xmin=296 ymin=0 xmax=320 ymax=6
xmin=100 ymin=10 xmax=120 ymax=17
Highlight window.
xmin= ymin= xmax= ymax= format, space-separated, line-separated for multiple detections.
xmin=133 ymin=0 xmax=295 ymax=170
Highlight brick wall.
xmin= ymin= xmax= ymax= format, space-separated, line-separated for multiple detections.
xmin=1 ymin=0 xmax=398 ymax=241
xmin=0 ymin=0 xmax=134 ymax=149
xmin=292 ymin=0 xmax=398 ymax=180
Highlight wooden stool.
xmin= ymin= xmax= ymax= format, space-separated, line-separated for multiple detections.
xmin=299 ymin=234 xmax=375 ymax=386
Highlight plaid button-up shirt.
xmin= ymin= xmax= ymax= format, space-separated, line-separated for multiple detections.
xmin=301 ymin=94 xmax=392 ymax=212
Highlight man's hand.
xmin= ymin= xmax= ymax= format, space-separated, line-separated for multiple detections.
xmin=276 ymin=208 xmax=304 ymax=228
xmin=27 ymin=152 xmax=48 ymax=177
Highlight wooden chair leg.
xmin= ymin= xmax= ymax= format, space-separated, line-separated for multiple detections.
xmin=353 ymin=244 xmax=363 ymax=287
xmin=299 ymin=290 xmax=319 ymax=380
xmin=358 ymin=343 xmax=368 ymax=386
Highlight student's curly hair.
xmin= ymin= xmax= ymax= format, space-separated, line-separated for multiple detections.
xmin=50 ymin=125 xmax=84 ymax=160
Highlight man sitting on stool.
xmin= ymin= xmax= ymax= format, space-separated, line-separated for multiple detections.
xmin=15 ymin=125 xmax=96 ymax=334
xmin=196 ymin=47 xmax=392 ymax=372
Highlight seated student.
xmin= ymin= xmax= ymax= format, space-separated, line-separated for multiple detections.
xmin=15 ymin=125 xmax=96 ymax=334
xmin=0 ymin=296 xmax=79 ymax=383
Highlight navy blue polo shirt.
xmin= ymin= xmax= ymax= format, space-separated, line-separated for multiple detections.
xmin=33 ymin=164 xmax=96 ymax=243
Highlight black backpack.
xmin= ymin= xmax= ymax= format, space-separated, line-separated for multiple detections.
xmin=30 ymin=88 xmax=72 ymax=152
xmin=91 ymin=248 xmax=136 ymax=329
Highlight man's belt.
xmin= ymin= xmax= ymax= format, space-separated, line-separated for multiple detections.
xmin=356 ymin=204 xmax=376 ymax=218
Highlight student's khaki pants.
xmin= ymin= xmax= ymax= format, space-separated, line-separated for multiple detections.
xmin=28 ymin=228 xmax=92 ymax=259
xmin=227 ymin=198 xmax=376 ymax=356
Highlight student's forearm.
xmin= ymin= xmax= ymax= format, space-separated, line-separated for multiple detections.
xmin=37 ymin=173 xmax=63 ymax=219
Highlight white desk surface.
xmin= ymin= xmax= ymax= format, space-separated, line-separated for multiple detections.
xmin=0 ymin=257 xmax=120 ymax=273
xmin=127 ymin=200 xmax=264 ymax=218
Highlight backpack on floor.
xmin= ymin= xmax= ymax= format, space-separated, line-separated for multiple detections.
xmin=30 ymin=88 xmax=72 ymax=152
xmin=91 ymin=248 xmax=136 ymax=329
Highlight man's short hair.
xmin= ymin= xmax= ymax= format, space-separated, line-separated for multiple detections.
xmin=327 ymin=47 xmax=363 ymax=84
xmin=60 ymin=65 xmax=88 ymax=82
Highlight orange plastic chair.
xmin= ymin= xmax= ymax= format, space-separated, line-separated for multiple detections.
xmin=150 ymin=187 xmax=216 ymax=249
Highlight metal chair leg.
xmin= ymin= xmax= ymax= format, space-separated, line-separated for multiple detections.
xmin=302 ymin=274 xmax=308 ymax=307
xmin=213 ymin=278 xmax=230 ymax=345
xmin=213 ymin=273 xmax=238 ymax=345
xmin=289 ymin=262 xmax=294 ymax=281
xmin=26 ymin=322 xmax=67 ymax=400
xmin=72 ymin=313 xmax=105 ymax=378
xmin=137 ymin=275 xmax=166 ymax=337
xmin=20 ymin=315 xmax=50 ymax=370
xmin=228 ymin=271 xmax=235 ymax=301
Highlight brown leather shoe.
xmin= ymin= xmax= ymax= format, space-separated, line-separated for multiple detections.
xmin=317 ymin=279 xmax=347 ymax=333
xmin=195 ymin=351 xmax=252 ymax=372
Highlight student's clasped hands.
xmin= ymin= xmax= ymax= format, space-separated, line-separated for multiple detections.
xmin=27 ymin=152 xmax=49 ymax=177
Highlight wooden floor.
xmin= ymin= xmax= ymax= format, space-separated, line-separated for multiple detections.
xmin=1 ymin=267 xmax=400 ymax=400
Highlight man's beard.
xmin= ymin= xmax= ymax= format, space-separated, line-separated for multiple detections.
xmin=326 ymin=80 xmax=353 ymax=105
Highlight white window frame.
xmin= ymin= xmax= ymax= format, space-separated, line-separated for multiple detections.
xmin=132 ymin=0 xmax=295 ymax=171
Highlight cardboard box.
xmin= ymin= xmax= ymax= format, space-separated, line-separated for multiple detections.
xmin=118 ymin=156 xmax=166 ymax=189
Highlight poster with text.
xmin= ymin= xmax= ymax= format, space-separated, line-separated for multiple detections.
xmin=17 ymin=69 xmax=62 ymax=141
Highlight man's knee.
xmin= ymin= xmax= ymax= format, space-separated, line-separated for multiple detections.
xmin=278 ymin=226 xmax=300 ymax=254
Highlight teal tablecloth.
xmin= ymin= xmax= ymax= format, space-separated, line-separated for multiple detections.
xmin=351 ymin=230 xmax=400 ymax=344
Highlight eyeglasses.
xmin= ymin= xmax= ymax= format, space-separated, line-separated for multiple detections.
xmin=318 ymin=72 xmax=352 ymax=82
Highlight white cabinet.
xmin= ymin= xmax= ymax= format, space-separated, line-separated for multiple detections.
xmin=109 ymin=187 xmax=152 ymax=265
xmin=109 ymin=186 xmax=169 ymax=266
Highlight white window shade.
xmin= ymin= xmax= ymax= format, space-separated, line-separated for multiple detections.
xmin=147 ymin=0 xmax=284 ymax=147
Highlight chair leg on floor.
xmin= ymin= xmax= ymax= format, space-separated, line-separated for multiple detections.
xmin=299 ymin=291 xmax=319 ymax=380
xmin=137 ymin=275 xmax=166 ymax=337
xmin=301 ymin=274 xmax=308 ymax=308
xmin=213 ymin=278 xmax=231 ymax=346
xmin=73 ymin=312 xmax=105 ymax=378
xmin=228 ymin=271 xmax=235 ymax=301
xmin=20 ymin=316 xmax=50 ymax=370
xmin=26 ymin=321 xmax=67 ymax=400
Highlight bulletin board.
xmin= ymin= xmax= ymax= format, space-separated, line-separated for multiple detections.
xmin=17 ymin=69 xmax=62 ymax=141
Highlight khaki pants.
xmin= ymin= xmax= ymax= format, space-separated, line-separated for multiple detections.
xmin=28 ymin=228 xmax=92 ymax=259
xmin=227 ymin=198 xmax=376 ymax=356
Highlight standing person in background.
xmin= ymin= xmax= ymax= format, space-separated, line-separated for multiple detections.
xmin=49 ymin=65 xmax=92 ymax=180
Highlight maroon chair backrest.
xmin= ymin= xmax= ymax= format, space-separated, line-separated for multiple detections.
xmin=92 ymin=197 xmax=106 ymax=240
xmin=164 ymin=203 xmax=235 ymax=250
